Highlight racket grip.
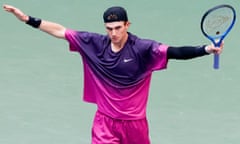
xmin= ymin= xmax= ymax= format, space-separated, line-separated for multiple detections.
xmin=213 ymin=54 xmax=219 ymax=69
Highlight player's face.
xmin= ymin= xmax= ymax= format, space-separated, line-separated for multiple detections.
xmin=105 ymin=21 xmax=130 ymax=45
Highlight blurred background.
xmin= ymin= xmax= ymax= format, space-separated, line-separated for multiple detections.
xmin=0 ymin=0 xmax=239 ymax=144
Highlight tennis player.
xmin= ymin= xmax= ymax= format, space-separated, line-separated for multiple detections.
xmin=3 ymin=4 xmax=223 ymax=144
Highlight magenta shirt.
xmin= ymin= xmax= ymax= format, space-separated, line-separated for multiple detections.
xmin=65 ymin=29 xmax=168 ymax=120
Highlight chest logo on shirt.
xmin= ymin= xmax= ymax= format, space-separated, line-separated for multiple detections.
xmin=123 ymin=58 xmax=133 ymax=63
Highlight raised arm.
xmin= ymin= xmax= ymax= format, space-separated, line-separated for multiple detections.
xmin=3 ymin=4 xmax=66 ymax=39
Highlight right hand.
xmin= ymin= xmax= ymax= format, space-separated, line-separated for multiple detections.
xmin=205 ymin=41 xmax=224 ymax=55
xmin=3 ymin=4 xmax=29 ymax=22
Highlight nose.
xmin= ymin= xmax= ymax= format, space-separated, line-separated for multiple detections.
xmin=111 ymin=29 xmax=116 ymax=36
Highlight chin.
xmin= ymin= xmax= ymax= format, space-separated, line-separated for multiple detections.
xmin=111 ymin=39 xmax=120 ymax=44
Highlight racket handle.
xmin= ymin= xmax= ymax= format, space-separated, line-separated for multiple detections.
xmin=213 ymin=54 xmax=219 ymax=69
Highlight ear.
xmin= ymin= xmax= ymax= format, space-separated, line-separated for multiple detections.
xmin=125 ymin=21 xmax=131 ymax=28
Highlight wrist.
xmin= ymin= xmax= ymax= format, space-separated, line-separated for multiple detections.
xmin=20 ymin=15 xmax=29 ymax=22
xmin=26 ymin=16 xmax=42 ymax=28
xmin=204 ymin=45 xmax=212 ymax=54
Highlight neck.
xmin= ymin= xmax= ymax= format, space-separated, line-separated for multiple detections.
xmin=111 ymin=33 xmax=128 ymax=53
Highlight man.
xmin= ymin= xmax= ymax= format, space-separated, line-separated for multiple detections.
xmin=3 ymin=4 xmax=223 ymax=144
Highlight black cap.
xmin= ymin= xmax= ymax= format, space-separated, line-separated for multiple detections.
xmin=103 ymin=6 xmax=128 ymax=23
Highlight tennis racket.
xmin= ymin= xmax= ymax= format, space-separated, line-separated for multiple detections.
xmin=200 ymin=4 xmax=236 ymax=69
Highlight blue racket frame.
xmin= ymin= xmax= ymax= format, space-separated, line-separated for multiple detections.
xmin=200 ymin=4 xmax=236 ymax=69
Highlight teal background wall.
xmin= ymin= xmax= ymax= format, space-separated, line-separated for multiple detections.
xmin=1 ymin=0 xmax=239 ymax=143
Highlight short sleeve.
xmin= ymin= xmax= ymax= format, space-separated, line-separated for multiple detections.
xmin=149 ymin=43 xmax=169 ymax=71
xmin=64 ymin=29 xmax=105 ymax=54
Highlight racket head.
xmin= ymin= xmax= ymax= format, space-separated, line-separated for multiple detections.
xmin=201 ymin=4 xmax=236 ymax=46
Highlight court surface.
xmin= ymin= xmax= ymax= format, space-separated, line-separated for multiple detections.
xmin=0 ymin=0 xmax=240 ymax=144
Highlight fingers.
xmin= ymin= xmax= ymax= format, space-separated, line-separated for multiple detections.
xmin=213 ymin=42 xmax=224 ymax=55
xmin=212 ymin=47 xmax=222 ymax=55
xmin=3 ymin=4 xmax=12 ymax=10
xmin=3 ymin=4 xmax=28 ymax=22
xmin=3 ymin=4 xmax=16 ymax=13
xmin=220 ymin=41 xmax=224 ymax=48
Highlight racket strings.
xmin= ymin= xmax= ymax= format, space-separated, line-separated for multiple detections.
xmin=203 ymin=8 xmax=234 ymax=37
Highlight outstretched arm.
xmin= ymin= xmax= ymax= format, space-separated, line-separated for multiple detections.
xmin=167 ymin=42 xmax=224 ymax=60
xmin=3 ymin=4 xmax=66 ymax=39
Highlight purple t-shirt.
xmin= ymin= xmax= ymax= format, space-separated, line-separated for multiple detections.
xmin=65 ymin=29 xmax=168 ymax=120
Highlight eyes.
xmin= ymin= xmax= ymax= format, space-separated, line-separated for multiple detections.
xmin=106 ymin=26 xmax=122 ymax=32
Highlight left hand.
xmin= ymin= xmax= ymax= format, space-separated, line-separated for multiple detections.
xmin=205 ymin=41 xmax=224 ymax=55
xmin=3 ymin=4 xmax=29 ymax=22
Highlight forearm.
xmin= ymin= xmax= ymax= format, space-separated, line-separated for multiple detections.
xmin=26 ymin=16 xmax=66 ymax=39
xmin=38 ymin=20 xmax=66 ymax=39
xmin=167 ymin=45 xmax=210 ymax=60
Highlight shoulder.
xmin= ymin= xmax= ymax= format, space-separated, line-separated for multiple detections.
xmin=128 ymin=33 xmax=160 ymax=51
xmin=65 ymin=29 xmax=109 ymax=43
xmin=65 ymin=29 xmax=104 ymax=39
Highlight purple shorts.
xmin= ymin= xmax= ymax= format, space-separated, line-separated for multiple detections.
xmin=91 ymin=111 xmax=150 ymax=144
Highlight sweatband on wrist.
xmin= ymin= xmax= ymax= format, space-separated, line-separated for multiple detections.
xmin=26 ymin=16 xmax=42 ymax=28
